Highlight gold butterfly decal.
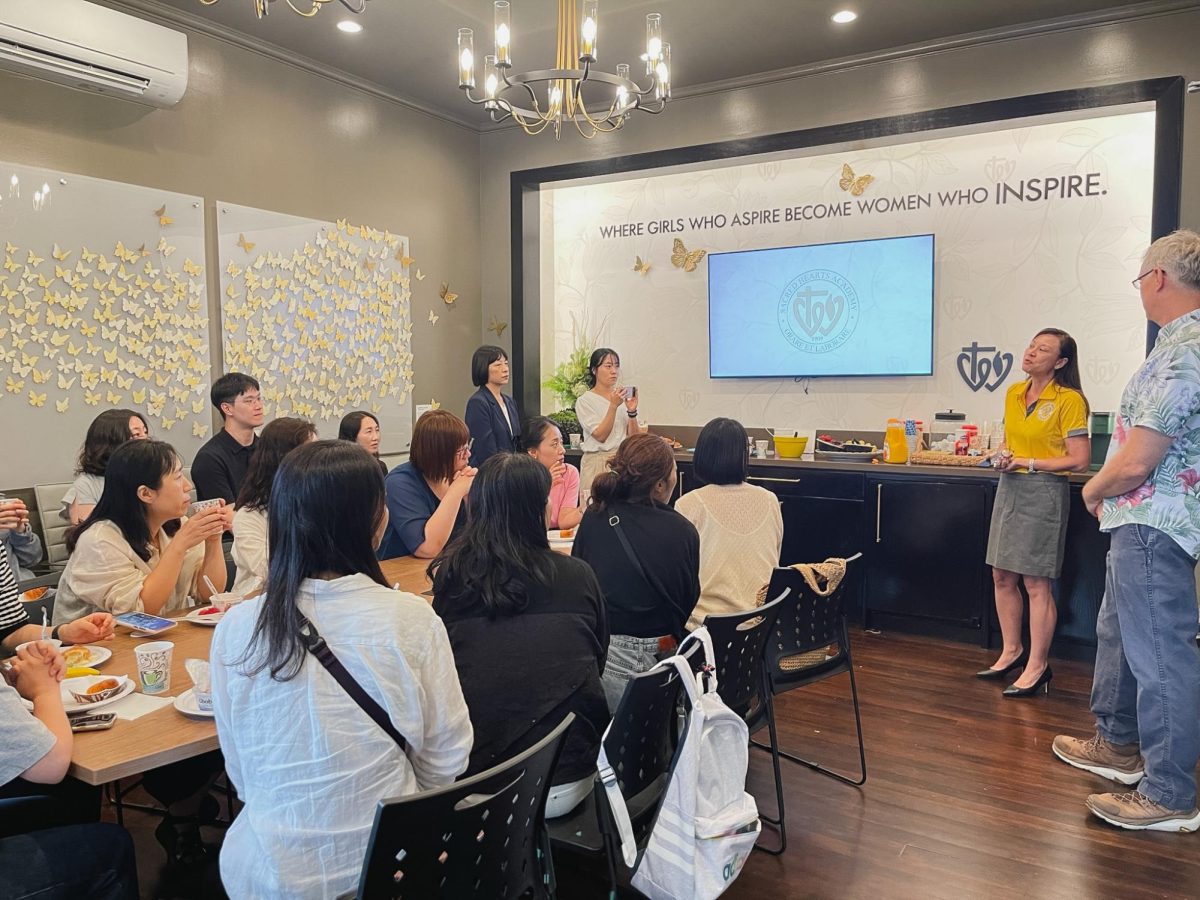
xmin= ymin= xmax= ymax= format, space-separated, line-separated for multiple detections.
xmin=30 ymin=368 xmax=50 ymax=384
xmin=439 ymin=282 xmax=458 ymax=305
xmin=106 ymin=389 xmax=121 ymax=405
xmin=633 ymin=255 xmax=651 ymax=276
xmin=488 ymin=316 xmax=508 ymax=338
xmin=154 ymin=205 xmax=174 ymax=227
xmin=838 ymin=163 xmax=874 ymax=197
xmin=5 ymin=376 xmax=23 ymax=394
xmin=114 ymin=242 xmax=138 ymax=264
xmin=395 ymin=248 xmax=415 ymax=267
xmin=415 ymin=268 xmax=426 ymax=281
xmin=156 ymin=237 xmax=176 ymax=257
xmin=183 ymin=259 xmax=202 ymax=277
xmin=4 ymin=242 xmax=15 ymax=254
xmin=80 ymin=247 xmax=97 ymax=263
xmin=56 ymin=374 xmax=75 ymax=390
xmin=237 ymin=233 xmax=256 ymax=254
xmin=428 ymin=309 xmax=439 ymax=325
xmin=83 ymin=389 xmax=100 ymax=406
xmin=193 ymin=421 xmax=208 ymax=438
xmin=670 ymin=238 xmax=707 ymax=273
xmin=51 ymin=243 xmax=71 ymax=262
xmin=55 ymin=398 xmax=69 ymax=413
xmin=28 ymin=390 xmax=46 ymax=408
xmin=131 ymin=387 xmax=147 ymax=405
xmin=26 ymin=249 xmax=45 ymax=267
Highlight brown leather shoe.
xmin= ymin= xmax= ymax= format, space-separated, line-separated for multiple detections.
xmin=1052 ymin=732 xmax=1144 ymax=785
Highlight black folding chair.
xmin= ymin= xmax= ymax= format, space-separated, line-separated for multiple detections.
xmin=548 ymin=664 xmax=687 ymax=899
xmin=749 ymin=565 xmax=867 ymax=798
xmin=17 ymin=571 xmax=59 ymax=626
xmin=353 ymin=713 xmax=574 ymax=899
xmin=687 ymin=591 xmax=788 ymax=854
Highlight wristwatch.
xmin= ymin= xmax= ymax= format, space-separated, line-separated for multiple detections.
xmin=1027 ymin=458 xmax=1037 ymax=474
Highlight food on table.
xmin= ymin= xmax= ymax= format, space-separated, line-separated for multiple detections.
xmin=196 ymin=607 xmax=221 ymax=617
xmin=66 ymin=666 xmax=100 ymax=678
xmin=86 ymin=678 xmax=120 ymax=694
xmin=21 ymin=586 xmax=48 ymax=602
xmin=558 ymin=528 xmax=575 ymax=540
xmin=817 ymin=435 xmax=879 ymax=453
xmin=63 ymin=646 xmax=92 ymax=667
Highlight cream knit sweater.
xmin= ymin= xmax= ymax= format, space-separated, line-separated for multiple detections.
xmin=675 ymin=483 xmax=784 ymax=631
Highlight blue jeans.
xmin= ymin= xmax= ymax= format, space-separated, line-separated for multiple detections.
xmin=1090 ymin=525 xmax=1200 ymax=809
xmin=601 ymin=635 xmax=669 ymax=713
xmin=0 ymin=823 xmax=138 ymax=899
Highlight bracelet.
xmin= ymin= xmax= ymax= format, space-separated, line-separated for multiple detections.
xmin=626 ymin=408 xmax=639 ymax=418
xmin=1027 ymin=458 xmax=1037 ymax=474
xmin=50 ymin=625 xmax=61 ymax=641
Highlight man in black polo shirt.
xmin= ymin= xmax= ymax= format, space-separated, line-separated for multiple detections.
xmin=192 ymin=372 xmax=264 ymax=504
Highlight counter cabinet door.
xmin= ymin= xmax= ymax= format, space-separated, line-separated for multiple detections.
xmin=865 ymin=477 xmax=990 ymax=629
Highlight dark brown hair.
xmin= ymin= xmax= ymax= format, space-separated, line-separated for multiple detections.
xmin=590 ymin=433 xmax=676 ymax=511
xmin=409 ymin=409 xmax=470 ymax=484
xmin=236 ymin=417 xmax=318 ymax=512
xmin=1035 ymin=328 xmax=1090 ymax=415
xmin=76 ymin=409 xmax=149 ymax=476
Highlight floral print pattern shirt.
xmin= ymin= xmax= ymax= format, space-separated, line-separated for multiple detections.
xmin=1100 ymin=308 xmax=1200 ymax=558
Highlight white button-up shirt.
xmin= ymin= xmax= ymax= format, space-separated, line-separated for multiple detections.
xmin=211 ymin=574 xmax=473 ymax=899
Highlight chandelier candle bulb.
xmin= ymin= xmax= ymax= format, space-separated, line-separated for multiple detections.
xmin=457 ymin=28 xmax=475 ymax=88
xmin=494 ymin=1 xmax=511 ymax=66
xmin=655 ymin=42 xmax=670 ymax=100
xmin=645 ymin=12 xmax=662 ymax=74
xmin=483 ymin=55 xmax=499 ymax=102
xmin=581 ymin=0 xmax=598 ymax=60
xmin=615 ymin=62 xmax=629 ymax=109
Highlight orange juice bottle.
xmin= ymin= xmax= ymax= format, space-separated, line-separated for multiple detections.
xmin=884 ymin=419 xmax=908 ymax=464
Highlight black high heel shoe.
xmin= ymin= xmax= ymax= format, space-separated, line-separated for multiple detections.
xmin=1002 ymin=665 xmax=1053 ymax=698
xmin=975 ymin=655 xmax=1026 ymax=680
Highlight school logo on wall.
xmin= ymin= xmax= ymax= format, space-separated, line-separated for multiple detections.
xmin=777 ymin=269 xmax=860 ymax=354
xmin=957 ymin=341 xmax=1013 ymax=392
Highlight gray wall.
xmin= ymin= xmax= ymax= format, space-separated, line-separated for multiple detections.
xmin=0 ymin=25 xmax=481 ymax=470
xmin=477 ymin=8 xmax=1200 ymax=410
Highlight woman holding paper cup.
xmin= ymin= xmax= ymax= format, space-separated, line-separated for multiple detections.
xmin=574 ymin=348 xmax=647 ymax=494
xmin=52 ymin=439 xmax=230 ymax=624
xmin=980 ymin=328 xmax=1090 ymax=697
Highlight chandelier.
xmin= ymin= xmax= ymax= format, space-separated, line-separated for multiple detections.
xmin=457 ymin=1 xmax=671 ymax=139
xmin=197 ymin=0 xmax=367 ymax=19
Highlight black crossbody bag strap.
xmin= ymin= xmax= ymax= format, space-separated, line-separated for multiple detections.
xmin=298 ymin=615 xmax=409 ymax=753
xmin=607 ymin=513 xmax=676 ymax=615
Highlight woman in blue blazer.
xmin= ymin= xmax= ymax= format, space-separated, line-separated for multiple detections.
xmin=464 ymin=345 xmax=521 ymax=467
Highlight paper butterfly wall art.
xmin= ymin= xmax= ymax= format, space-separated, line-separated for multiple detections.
xmin=838 ymin=163 xmax=874 ymax=197
xmin=633 ymin=256 xmax=651 ymax=276
xmin=670 ymin=239 xmax=706 ymax=273
xmin=439 ymin=282 xmax=458 ymax=305
xmin=488 ymin=316 xmax=508 ymax=338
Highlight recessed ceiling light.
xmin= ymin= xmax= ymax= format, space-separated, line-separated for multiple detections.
xmin=831 ymin=10 xmax=857 ymax=24
xmin=337 ymin=19 xmax=363 ymax=34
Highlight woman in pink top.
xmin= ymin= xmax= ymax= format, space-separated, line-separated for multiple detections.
xmin=522 ymin=417 xmax=582 ymax=530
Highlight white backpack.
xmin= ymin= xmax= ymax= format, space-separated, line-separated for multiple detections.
xmin=600 ymin=628 xmax=760 ymax=900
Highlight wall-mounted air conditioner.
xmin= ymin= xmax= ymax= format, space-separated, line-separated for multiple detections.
xmin=0 ymin=0 xmax=188 ymax=108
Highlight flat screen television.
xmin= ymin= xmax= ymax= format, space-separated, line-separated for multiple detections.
xmin=708 ymin=233 xmax=935 ymax=378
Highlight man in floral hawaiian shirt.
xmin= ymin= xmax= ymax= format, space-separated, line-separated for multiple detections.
xmin=1053 ymin=229 xmax=1200 ymax=832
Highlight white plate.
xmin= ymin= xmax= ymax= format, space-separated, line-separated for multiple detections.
xmin=183 ymin=608 xmax=224 ymax=626
xmin=61 ymin=645 xmax=113 ymax=668
xmin=22 ymin=675 xmax=135 ymax=714
xmin=14 ymin=639 xmax=63 ymax=654
xmin=547 ymin=529 xmax=576 ymax=545
xmin=173 ymin=688 xmax=214 ymax=718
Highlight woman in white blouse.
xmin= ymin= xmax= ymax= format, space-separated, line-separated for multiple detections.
xmin=212 ymin=440 xmax=473 ymax=899
xmin=52 ymin=439 xmax=229 ymax=624
xmin=231 ymin=417 xmax=317 ymax=598
xmin=574 ymin=347 xmax=646 ymax=494
xmin=675 ymin=418 xmax=783 ymax=630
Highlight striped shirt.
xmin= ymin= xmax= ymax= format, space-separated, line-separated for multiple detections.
xmin=0 ymin=551 xmax=28 ymax=641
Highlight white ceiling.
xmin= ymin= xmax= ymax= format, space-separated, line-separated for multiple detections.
xmin=122 ymin=0 xmax=1183 ymax=126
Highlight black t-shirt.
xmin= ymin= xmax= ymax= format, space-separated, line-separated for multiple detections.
xmin=571 ymin=499 xmax=700 ymax=640
xmin=191 ymin=429 xmax=257 ymax=504
xmin=434 ymin=552 xmax=609 ymax=783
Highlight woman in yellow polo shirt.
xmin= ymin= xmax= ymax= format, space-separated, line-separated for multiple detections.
xmin=979 ymin=328 xmax=1090 ymax=697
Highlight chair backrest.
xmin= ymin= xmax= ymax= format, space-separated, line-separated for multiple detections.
xmin=18 ymin=572 xmax=60 ymax=625
xmin=355 ymin=713 xmax=573 ymax=900
xmin=763 ymin=564 xmax=855 ymax=680
xmin=604 ymin=661 xmax=687 ymax=806
xmin=694 ymin=591 xmax=788 ymax=720
xmin=32 ymin=482 xmax=71 ymax=570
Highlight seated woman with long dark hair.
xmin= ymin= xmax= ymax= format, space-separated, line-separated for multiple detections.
xmin=231 ymin=417 xmax=318 ymax=598
xmin=338 ymin=410 xmax=388 ymax=476
xmin=432 ymin=453 xmax=608 ymax=818
xmin=212 ymin=441 xmax=472 ymax=899
xmin=572 ymin=433 xmax=699 ymax=711
xmin=379 ymin=410 xmax=476 ymax=559
xmin=53 ymin=440 xmax=229 ymax=624
xmin=60 ymin=409 xmax=149 ymax=526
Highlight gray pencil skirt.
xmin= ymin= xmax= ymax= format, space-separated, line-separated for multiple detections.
xmin=985 ymin=472 xmax=1071 ymax=579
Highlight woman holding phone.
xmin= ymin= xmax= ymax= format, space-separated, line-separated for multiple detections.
xmin=574 ymin=348 xmax=646 ymax=494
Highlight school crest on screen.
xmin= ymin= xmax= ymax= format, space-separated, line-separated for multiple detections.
xmin=776 ymin=269 xmax=860 ymax=354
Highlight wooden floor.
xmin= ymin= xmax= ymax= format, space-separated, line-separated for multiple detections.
xmin=117 ymin=630 xmax=1200 ymax=899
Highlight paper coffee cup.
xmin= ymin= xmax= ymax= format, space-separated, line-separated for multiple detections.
xmin=569 ymin=433 xmax=583 ymax=449
xmin=185 ymin=658 xmax=212 ymax=711
xmin=134 ymin=640 xmax=174 ymax=695
xmin=755 ymin=439 xmax=769 ymax=457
